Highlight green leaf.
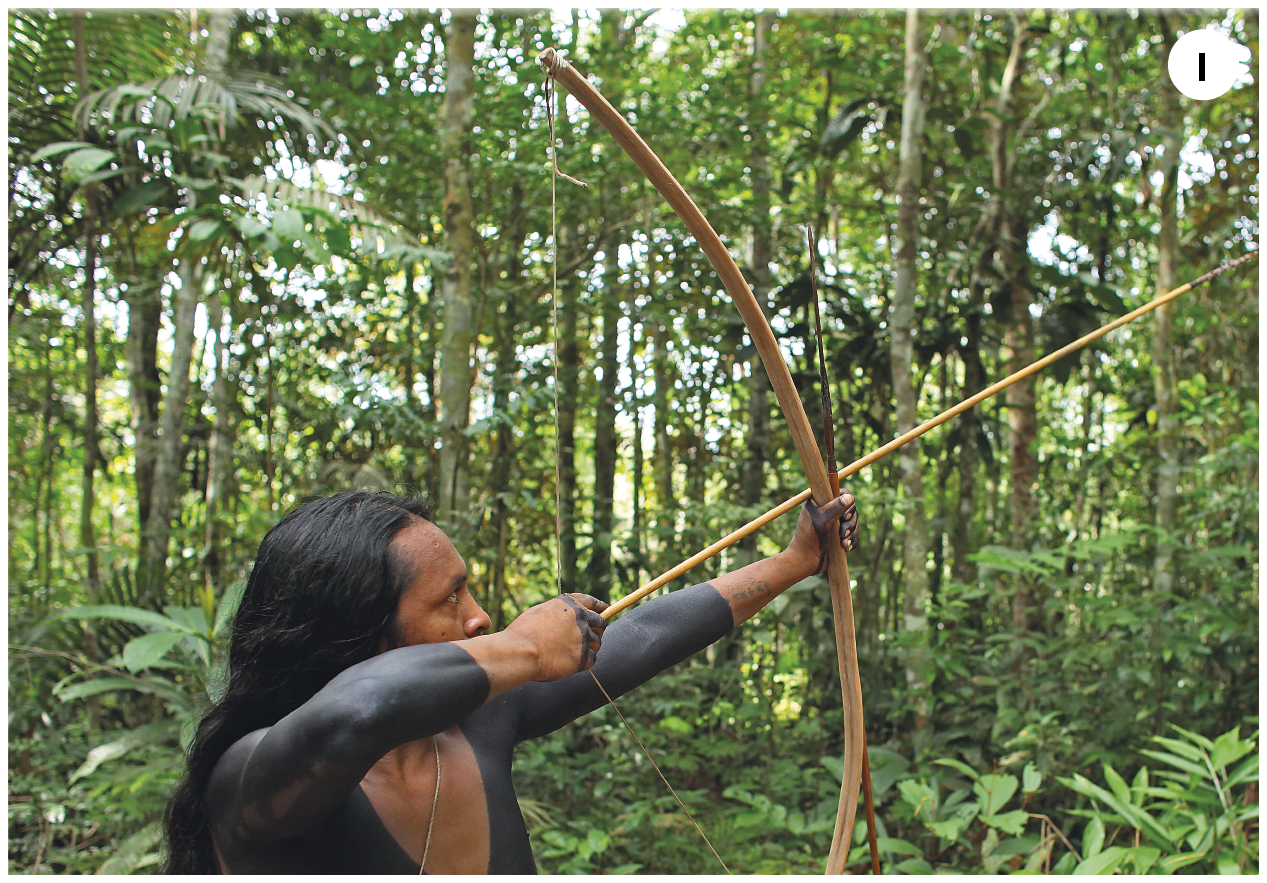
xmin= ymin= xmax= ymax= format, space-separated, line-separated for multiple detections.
xmin=1082 ymin=816 xmax=1105 ymax=859
xmin=54 ymin=604 xmax=196 ymax=633
xmin=1158 ymin=851 xmax=1208 ymax=872
xmin=1103 ymin=763 xmax=1132 ymax=807
xmin=982 ymin=809 xmax=1029 ymax=835
xmin=70 ymin=720 xmax=180 ymax=782
xmin=112 ymin=181 xmax=170 ymax=219
xmin=1022 ymin=763 xmax=1042 ymax=794
xmin=659 ymin=715 xmax=692 ymax=735
xmin=820 ymin=754 xmax=844 ymax=784
xmin=62 ymin=147 xmax=116 ymax=184
xmin=874 ymin=837 xmax=923 ymax=857
xmin=29 ymin=140 xmax=94 ymax=163
xmin=1138 ymin=748 xmax=1210 ymax=779
xmin=214 ymin=579 xmax=248 ymax=638
xmin=1211 ymin=727 xmax=1255 ymax=771
xmin=975 ymin=774 xmax=1019 ymax=816
xmin=1074 ymin=845 xmax=1128 ymax=874
xmin=934 ymin=757 xmax=981 ymax=782
xmin=928 ymin=817 xmax=966 ymax=840
xmin=233 ymin=215 xmax=269 ymax=239
xmin=898 ymin=780 xmax=938 ymax=822
xmin=56 ymin=677 xmax=151 ymax=701
xmin=993 ymin=836 xmax=1041 ymax=859
xmin=122 ymin=632 xmax=186 ymax=672
xmin=274 ymin=205 xmax=307 ymax=241
xmin=1128 ymin=846 xmax=1161 ymax=874
xmin=187 ymin=218 xmax=225 ymax=242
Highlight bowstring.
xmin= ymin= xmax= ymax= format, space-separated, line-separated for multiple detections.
xmin=543 ymin=66 xmax=728 ymax=875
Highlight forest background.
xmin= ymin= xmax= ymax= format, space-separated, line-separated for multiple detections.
xmin=7 ymin=7 xmax=1259 ymax=875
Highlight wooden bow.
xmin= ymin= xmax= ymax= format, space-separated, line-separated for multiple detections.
xmin=538 ymin=48 xmax=864 ymax=873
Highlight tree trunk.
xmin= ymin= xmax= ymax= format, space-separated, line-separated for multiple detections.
xmin=202 ymin=292 xmax=233 ymax=598
xmin=200 ymin=9 xmax=235 ymax=603
xmin=126 ymin=283 xmax=163 ymax=538
xmin=556 ymin=265 xmax=579 ymax=596
xmin=437 ymin=9 xmax=477 ymax=530
xmin=139 ymin=264 xmax=201 ymax=605
xmin=738 ymin=11 xmax=774 ymax=572
xmin=951 ymin=295 xmax=984 ymax=584
xmin=988 ymin=14 xmax=1040 ymax=631
xmin=892 ymin=7 xmax=931 ymax=730
xmin=1152 ymin=13 xmax=1182 ymax=596
xmin=585 ymin=234 xmax=621 ymax=603
xmin=72 ymin=12 xmax=101 ymax=600
xmin=652 ymin=316 xmax=677 ymax=580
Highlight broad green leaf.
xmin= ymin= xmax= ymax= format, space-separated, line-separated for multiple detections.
xmin=55 ymin=604 xmax=196 ymax=633
xmin=122 ymin=632 xmax=185 ymax=672
xmin=30 ymin=140 xmax=94 ymax=162
xmin=1131 ymin=766 xmax=1149 ymax=806
xmin=70 ymin=720 xmax=179 ymax=782
xmin=1128 ymin=846 xmax=1160 ymax=874
xmin=1058 ymin=774 xmax=1173 ymax=846
xmin=1074 ymin=845 xmax=1128 ymax=874
xmin=898 ymin=780 xmax=938 ymax=822
xmin=1082 ymin=816 xmax=1105 ymax=859
xmin=234 ymin=215 xmax=269 ymax=239
xmin=187 ymin=218 xmax=225 ymax=242
xmin=974 ymin=773 xmax=1019 ymax=816
xmin=62 ymin=147 xmax=116 ymax=184
xmin=1152 ymin=735 xmax=1207 ymax=763
xmin=993 ymin=836 xmax=1041 ymax=859
xmin=1103 ymin=763 xmax=1131 ymax=807
xmin=820 ymin=755 xmax=844 ymax=784
xmin=214 ymin=579 xmax=248 ymax=637
xmin=1022 ymin=763 xmax=1042 ymax=794
xmin=1217 ymin=856 xmax=1242 ymax=874
xmin=1167 ymin=724 xmax=1215 ymax=751
xmin=274 ymin=205 xmax=307 ymax=240
xmin=1210 ymin=727 xmax=1254 ymax=771
xmin=56 ymin=677 xmax=151 ymax=701
xmin=1138 ymin=748 xmax=1209 ymax=779
xmin=928 ymin=818 xmax=965 ymax=840
xmin=875 ymin=837 xmax=923 ymax=857
xmin=112 ymin=181 xmax=170 ymax=219
xmin=1158 ymin=851 xmax=1208 ymax=872
xmin=934 ymin=757 xmax=981 ymax=783
xmin=982 ymin=809 xmax=1028 ymax=835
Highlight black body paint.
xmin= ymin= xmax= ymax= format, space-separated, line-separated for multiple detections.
xmin=205 ymin=582 xmax=734 ymax=874
xmin=557 ymin=594 xmax=605 ymax=671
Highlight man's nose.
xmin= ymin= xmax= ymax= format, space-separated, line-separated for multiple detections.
xmin=464 ymin=598 xmax=492 ymax=638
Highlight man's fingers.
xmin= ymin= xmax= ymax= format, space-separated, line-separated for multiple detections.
xmin=568 ymin=592 xmax=610 ymax=617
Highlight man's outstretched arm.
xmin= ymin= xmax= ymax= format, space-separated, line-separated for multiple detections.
xmin=511 ymin=491 xmax=858 ymax=740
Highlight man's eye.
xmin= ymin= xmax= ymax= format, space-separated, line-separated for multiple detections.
xmin=448 ymin=590 xmax=460 ymax=603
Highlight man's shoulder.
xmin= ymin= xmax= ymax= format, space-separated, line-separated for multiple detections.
xmin=206 ymin=728 xmax=270 ymax=820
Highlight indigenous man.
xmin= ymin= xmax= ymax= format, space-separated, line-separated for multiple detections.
xmin=162 ymin=488 xmax=858 ymax=873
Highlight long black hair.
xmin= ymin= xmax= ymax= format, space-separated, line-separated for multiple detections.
xmin=162 ymin=490 xmax=433 ymax=873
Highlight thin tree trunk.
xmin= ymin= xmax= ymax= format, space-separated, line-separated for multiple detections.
xmin=202 ymin=292 xmax=233 ymax=598
xmin=951 ymin=291 xmax=983 ymax=584
xmin=738 ymin=11 xmax=774 ymax=572
xmin=652 ymin=316 xmax=677 ymax=580
xmin=72 ymin=12 xmax=102 ymax=601
xmin=126 ymin=282 xmax=163 ymax=538
xmin=892 ymin=7 xmax=931 ymax=729
xmin=556 ymin=266 xmax=579 ymax=596
xmin=586 ymin=232 xmax=621 ymax=603
xmin=437 ymin=9 xmax=477 ymax=529
xmin=988 ymin=13 xmax=1040 ymax=631
xmin=139 ymin=263 xmax=201 ymax=605
xmin=628 ymin=310 xmax=645 ymax=595
xmin=1152 ymin=13 xmax=1182 ymax=596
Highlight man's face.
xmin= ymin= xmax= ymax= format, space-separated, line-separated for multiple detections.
xmin=388 ymin=518 xmax=492 ymax=647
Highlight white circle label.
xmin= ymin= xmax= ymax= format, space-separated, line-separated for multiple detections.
xmin=1167 ymin=29 xmax=1251 ymax=101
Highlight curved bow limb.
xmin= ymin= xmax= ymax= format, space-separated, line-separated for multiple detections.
xmin=538 ymin=48 xmax=865 ymax=873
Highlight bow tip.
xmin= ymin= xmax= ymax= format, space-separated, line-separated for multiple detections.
xmin=537 ymin=47 xmax=565 ymax=76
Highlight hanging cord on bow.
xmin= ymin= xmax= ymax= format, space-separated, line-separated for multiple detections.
xmin=544 ymin=65 xmax=587 ymax=594
xmin=542 ymin=65 xmax=728 ymax=875
xmin=807 ymin=228 xmax=882 ymax=875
